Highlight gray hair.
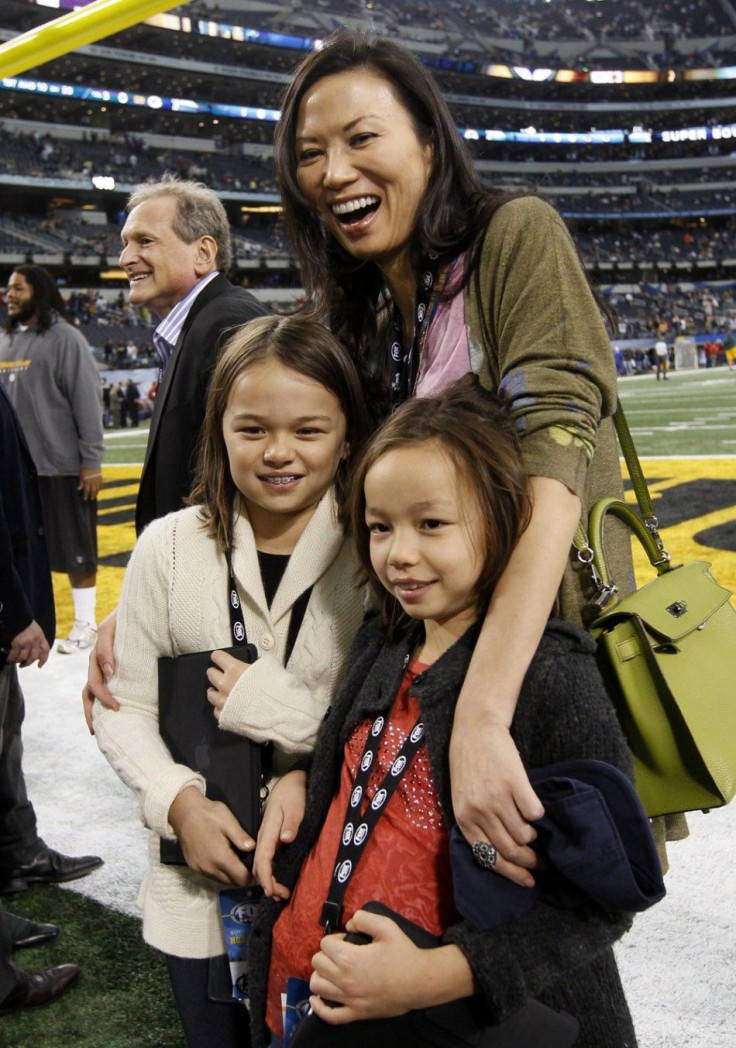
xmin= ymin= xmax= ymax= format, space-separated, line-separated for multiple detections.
xmin=125 ymin=173 xmax=232 ymax=273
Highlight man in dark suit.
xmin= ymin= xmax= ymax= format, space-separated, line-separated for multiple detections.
xmin=119 ymin=176 xmax=269 ymax=535
xmin=0 ymin=384 xmax=94 ymax=1012
xmin=84 ymin=176 xmax=268 ymax=718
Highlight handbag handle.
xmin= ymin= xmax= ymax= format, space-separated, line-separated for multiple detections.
xmin=588 ymin=498 xmax=674 ymax=590
xmin=573 ymin=402 xmax=672 ymax=607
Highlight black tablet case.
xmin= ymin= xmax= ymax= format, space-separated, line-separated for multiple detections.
xmin=158 ymin=643 xmax=261 ymax=867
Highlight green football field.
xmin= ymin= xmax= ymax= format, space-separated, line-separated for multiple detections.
xmin=101 ymin=367 xmax=736 ymax=463
xmin=618 ymin=368 xmax=736 ymax=458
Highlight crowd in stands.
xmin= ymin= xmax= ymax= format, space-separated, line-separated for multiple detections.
xmin=603 ymin=283 xmax=734 ymax=340
xmin=574 ymin=220 xmax=736 ymax=272
xmin=538 ymin=186 xmax=736 ymax=217
xmin=3 ymin=115 xmax=736 ymax=225
xmin=2 ymin=205 xmax=735 ymax=278
xmin=192 ymin=0 xmax=736 ymax=68
xmin=8 ymin=0 xmax=735 ymax=84
xmin=208 ymin=0 xmax=733 ymax=47
xmin=0 ymin=130 xmax=279 ymax=196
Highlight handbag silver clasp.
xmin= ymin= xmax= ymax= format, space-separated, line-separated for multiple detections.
xmin=644 ymin=515 xmax=672 ymax=566
xmin=578 ymin=545 xmax=619 ymax=608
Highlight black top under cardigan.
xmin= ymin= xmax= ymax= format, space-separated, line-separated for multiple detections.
xmin=247 ymin=616 xmax=638 ymax=1048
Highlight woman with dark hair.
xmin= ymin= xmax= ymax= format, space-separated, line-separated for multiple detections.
xmin=271 ymin=29 xmax=677 ymax=883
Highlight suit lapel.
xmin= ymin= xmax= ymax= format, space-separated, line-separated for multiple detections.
xmin=143 ymin=274 xmax=230 ymax=469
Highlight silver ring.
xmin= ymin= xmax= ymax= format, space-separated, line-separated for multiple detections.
xmin=471 ymin=841 xmax=497 ymax=870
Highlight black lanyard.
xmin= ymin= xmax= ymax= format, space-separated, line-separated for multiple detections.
xmin=225 ymin=549 xmax=248 ymax=647
xmin=320 ymin=702 xmax=426 ymax=934
xmin=387 ymin=253 xmax=441 ymax=412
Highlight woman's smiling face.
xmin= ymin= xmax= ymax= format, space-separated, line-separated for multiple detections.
xmin=294 ymin=69 xmax=434 ymax=280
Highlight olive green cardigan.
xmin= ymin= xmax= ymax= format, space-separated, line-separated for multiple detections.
xmin=464 ymin=196 xmax=633 ymax=624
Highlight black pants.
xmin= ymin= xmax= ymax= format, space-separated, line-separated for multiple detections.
xmin=0 ymin=664 xmax=42 ymax=870
xmin=165 ymin=953 xmax=251 ymax=1048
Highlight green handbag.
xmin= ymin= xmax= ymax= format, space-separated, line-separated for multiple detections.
xmin=575 ymin=405 xmax=736 ymax=818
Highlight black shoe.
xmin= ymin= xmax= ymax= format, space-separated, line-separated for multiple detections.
xmin=0 ymin=847 xmax=103 ymax=894
xmin=6 ymin=911 xmax=60 ymax=950
xmin=0 ymin=964 xmax=81 ymax=1014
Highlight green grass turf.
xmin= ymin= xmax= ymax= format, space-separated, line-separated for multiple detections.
xmin=617 ymin=368 xmax=736 ymax=457
xmin=3 ymin=887 xmax=184 ymax=1047
xmin=103 ymin=422 xmax=151 ymax=465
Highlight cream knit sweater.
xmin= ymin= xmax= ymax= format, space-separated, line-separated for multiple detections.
xmin=94 ymin=491 xmax=364 ymax=958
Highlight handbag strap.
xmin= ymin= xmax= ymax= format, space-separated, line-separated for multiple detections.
xmin=573 ymin=402 xmax=671 ymax=607
xmin=611 ymin=401 xmax=654 ymax=519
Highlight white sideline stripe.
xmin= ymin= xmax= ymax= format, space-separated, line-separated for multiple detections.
xmin=104 ymin=431 xmax=149 ymax=441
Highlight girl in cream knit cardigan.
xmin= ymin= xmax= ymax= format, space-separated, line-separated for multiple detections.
xmin=94 ymin=315 xmax=372 ymax=1048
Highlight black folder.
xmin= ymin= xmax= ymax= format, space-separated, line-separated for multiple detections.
xmin=157 ymin=643 xmax=262 ymax=867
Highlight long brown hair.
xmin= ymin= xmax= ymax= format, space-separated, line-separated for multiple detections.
xmin=348 ymin=374 xmax=532 ymax=637
xmin=190 ymin=314 xmax=373 ymax=550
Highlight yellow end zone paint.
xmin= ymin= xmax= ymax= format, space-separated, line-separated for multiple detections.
xmin=625 ymin=458 xmax=736 ymax=599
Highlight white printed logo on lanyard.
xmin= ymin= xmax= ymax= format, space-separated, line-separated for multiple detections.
xmin=391 ymin=754 xmax=407 ymax=778
xmin=361 ymin=750 xmax=374 ymax=773
xmin=337 ymin=859 xmax=352 ymax=884
xmin=350 ymin=785 xmax=363 ymax=809
xmin=342 ymin=822 xmax=354 ymax=846
xmin=354 ymin=822 xmax=369 ymax=846
xmin=371 ymin=788 xmax=388 ymax=811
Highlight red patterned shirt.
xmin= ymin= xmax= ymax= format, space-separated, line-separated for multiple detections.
xmin=266 ymin=659 xmax=456 ymax=1036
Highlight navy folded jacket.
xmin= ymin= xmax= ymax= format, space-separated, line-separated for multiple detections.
xmin=451 ymin=759 xmax=666 ymax=931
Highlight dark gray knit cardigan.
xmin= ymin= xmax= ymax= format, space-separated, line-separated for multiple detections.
xmin=248 ymin=617 xmax=638 ymax=1048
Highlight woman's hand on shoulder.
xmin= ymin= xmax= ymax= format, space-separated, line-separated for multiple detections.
xmin=206 ymin=649 xmax=250 ymax=719
xmin=308 ymin=910 xmax=474 ymax=1023
xmin=253 ymin=769 xmax=307 ymax=899
xmin=450 ymin=719 xmax=542 ymax=888
xmin=167 ymin=785 xmax=254 ymax=886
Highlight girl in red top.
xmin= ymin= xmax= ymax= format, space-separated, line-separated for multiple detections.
xmin=251 ymin=375 xmax=637 ymax=1048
